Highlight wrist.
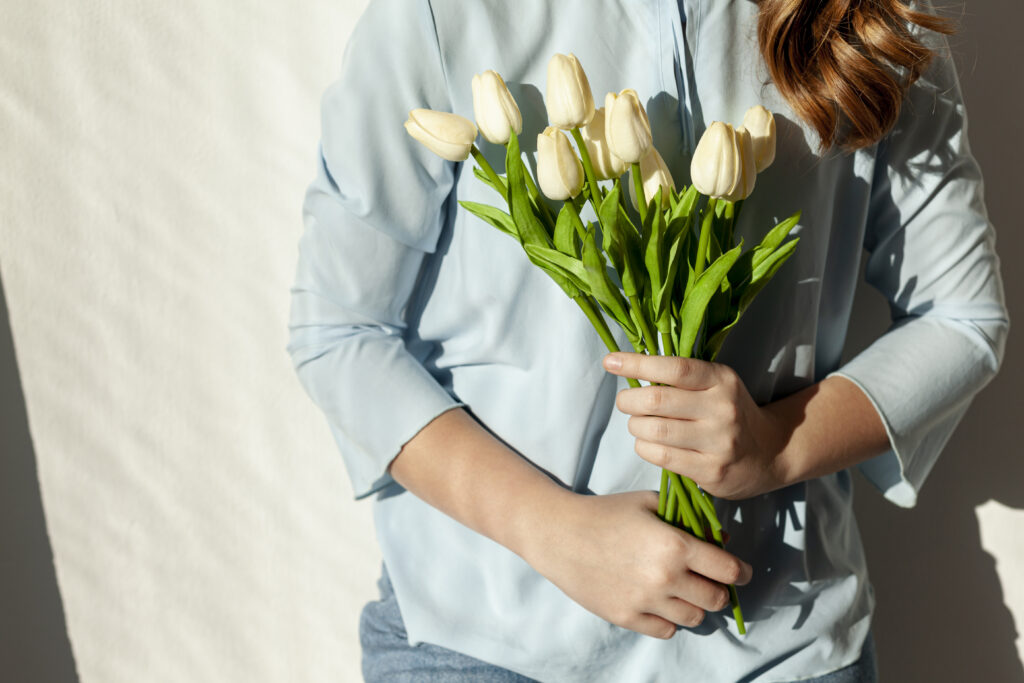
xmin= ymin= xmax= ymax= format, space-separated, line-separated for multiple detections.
xmin=509 ymin=482 xmax=580 ymax=566
xmin=760 ymin=400 xmax=801 ymax=489
xmin=759 ymin=376 xmax=891 ymax=489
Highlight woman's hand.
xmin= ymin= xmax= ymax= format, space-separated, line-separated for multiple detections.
xmin=522 ymin=489 xmax=752 ymax=639
xmin=390 ymin=408 xmax=755 ymax=640
xmin=603 ymin=352 xmax=791 ymax=500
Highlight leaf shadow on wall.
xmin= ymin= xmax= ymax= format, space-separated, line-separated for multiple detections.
xmin=0 ymin=270 xmax=80 ymax=681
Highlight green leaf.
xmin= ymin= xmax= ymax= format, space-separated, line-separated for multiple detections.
xmin=743 ymin=237 xmax=799 ymax=309
xmin=654 ymin=221 xmax=686 ymax=331
xmin=458 ymin=201 xmax=517 ymax=238
xmin=668 ymin=185 xmax=698 ymax=226
xmin=643 ymin=187 xmax=667 ymax=299
xmin=524 ymin=244 xmax=590 ymax=293
xmin=505 ymin=130 xmax=550 ymax=250
xmin=703 ymin=236 xmax=800 ymax=360
xmin=753 ymin=211 xmax=801 ymax=271
xmin=598 ymin=184 xmax=643 ymax=299
xmin=725 ymin=211 xmax=800 ymax=292
xmin=473 ymin=165 xmax=508 ymax=197
xmin=582 ymin=228 xmax=636 ymax=337
xmin=599 ymin=184 xmax=623 ymax=258
xmin=708 ymin=224 xmax=723 ymax=265
xmin=676 ymin=242 xmax=743 ymax=357
xmin=553 ymin=204 xmax=579 ymax=257
xmin=522 ymin=250 xmax=581 ymax=299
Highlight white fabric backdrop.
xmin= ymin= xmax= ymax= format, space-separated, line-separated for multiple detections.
xmin=0 ymin=1 xmax=1020 ymax=681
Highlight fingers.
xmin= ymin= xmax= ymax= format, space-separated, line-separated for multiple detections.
xmin=634 ymin=439 xmax=708 ymax=476
xmin=604 ymin=352 xmax=718 ymax=389
xmin=625 ymin=613 xmax=679 ymax=640
xmin=661 ymin=598 xmax=707 ymax=629
xmin=674 ymin=572 xmax=731 ymax=613
xmin=684 ymin=538 xmax=753 ymax=586
xmin=616 ymin=384 xmax=710 ymax=420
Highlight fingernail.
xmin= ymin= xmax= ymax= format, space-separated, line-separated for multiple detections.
xmin=603 ymin=354 xmax=622 ymax=371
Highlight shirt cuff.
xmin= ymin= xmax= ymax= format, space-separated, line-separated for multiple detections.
xmin=826 ymin=313 xmax=1002 ymax=508
xmin=289 ymin=327 xmax=465 ymax=500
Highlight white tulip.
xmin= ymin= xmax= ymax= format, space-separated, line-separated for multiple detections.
xmin=690 ymin=121 xmax=756 ymax=201
xmin=545 ymin=53 xmax=595 ymax=130
xmin=740 ymin=105 xmax=776 ymax=172
xmin=579 ymin=107 xmax=628 ymax=180
xmin=629 ymin=146 xmax=675 ymax=210
xmin=725 ymin=126 xmax=757 ymax=201
xmin=404 ymin=108 xmax=478 ymax=162
xmin=537 ymin=126 xmax=584 ymax=200
xmin=472 ymin=70 xmax=522 ymax=145
xmin=604 ymin=89 xmax=652 ymax=164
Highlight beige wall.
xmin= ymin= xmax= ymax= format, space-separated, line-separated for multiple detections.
xmin=0 ymin=1 xmax=1019 ymax=681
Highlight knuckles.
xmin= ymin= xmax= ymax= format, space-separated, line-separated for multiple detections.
xmin=706 ymin=462 xmax=730 ymax=486
xmin=670 ymin=358 xmax=695 ymax=387
xmin=716 ymin=399 xmax=740 ymax=426
xmin=719 ymin=559 xmax=743 ymax=586
xmin=642 ymin=387 xmax=667 ymax=413
xmin=635 ymin=440 xmax=673 ymax=468
xmin=684 ymin=609 xmax=706 ymax=628
xmin=713 ymin=588 xmax=731 ymax=612
xmin=617 ymin=386 xmax=669 ymax=416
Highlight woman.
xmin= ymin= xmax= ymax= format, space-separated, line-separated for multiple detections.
xmin=287 ymin=0 xmax=1008 ymax=680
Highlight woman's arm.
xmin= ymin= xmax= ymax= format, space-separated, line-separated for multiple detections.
xmin=388 ymin=406 xmax=753 ymax=640
xmin=604 ymin=352 xmax=891 ymax=500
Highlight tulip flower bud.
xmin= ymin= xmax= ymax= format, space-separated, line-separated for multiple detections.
xmin=537 ymin=126 xmax=585 ymax=200
xmin=404 ymin=108 xmax=478 ymax=162
xmin=604 ymin=89 xmax=652 ymax=165
xmin=725 ymin=126 xmax=757 ymax=201
xmin=690 ymin=121 xmax=756 ymax=201
xmin=472 ymin=70 xmax=523 ymax=145
xmin=740 ymin=105 xmax=776 ymax=172
xmin=579 ymin=107 xmax=628 ymax=180
xmin=545 ymin=53 xmax=596 ymax=130
xmin=629 ymin=146 xmax=675 ymax=210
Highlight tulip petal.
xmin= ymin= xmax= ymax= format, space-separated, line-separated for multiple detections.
xmin=405 ymin=108 xmax=477 ymax=161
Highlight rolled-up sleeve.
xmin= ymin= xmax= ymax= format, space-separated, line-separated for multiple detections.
xmin=827 ymin=33 xmax=1010 ymax=508
xmin=287 ymin=0 xmax=464 ymax=499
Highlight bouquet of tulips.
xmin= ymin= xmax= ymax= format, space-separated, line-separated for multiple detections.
xmin=405 ymin=53 xmax=802 ymax=635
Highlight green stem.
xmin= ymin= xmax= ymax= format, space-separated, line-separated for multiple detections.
xmin=570 ymin=128 xmax=604 ymax=207
xmin=665 ymin=484 xmax=679 ymax=528
xmin=694 ymin=197 xmax=717 ymax=278
xmin=671 ymin=473 xmax=702 ymax=538
xmin=658 ymin=469 xmax=669 ymax=519
xmin=680 ymin=476 xmax=722 ymax=533
xmin=672 ymin=473 xmax=744 ymax=634
xmin=631 ymin=162 xmax=647 ymax=224
xmin=730 ymin=587 xmax=746 ymax=635
xmin=471 ymin=146 xmax=506 ymax=201
xmin=722 ymin=200 xmax=736 ymax=249
xmin=661 ymin=330 xmax=676 ymax=357
xmin=476 ymin=144 xmax=555 ymax=233
xmin=628 ymin=295 xmax=659 ymax=354
xmin=568 ymin=195 xmax=588 ymax=240
xmin=730 ymin=199 xmax=744 ymax=240
xmin=574 ymin=296 xmax=641 ymax=389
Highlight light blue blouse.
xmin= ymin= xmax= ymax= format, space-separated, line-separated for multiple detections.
xmin=287 ymin=0 xmax=1009 ymax=680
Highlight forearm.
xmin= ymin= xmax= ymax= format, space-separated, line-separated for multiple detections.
xmin=387 ymin=405 xmax=753 ymax=639
xmin=386 ymin=407 xmax=570 ymax=559
xmin=766 ymin=375 xmax=891 ymax=487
